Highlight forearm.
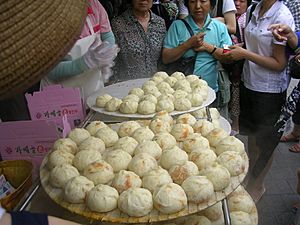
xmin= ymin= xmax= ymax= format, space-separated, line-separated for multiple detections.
xmin=244 ymin=50 xmax=287 ymax=71
xmin=287 ymin=32 xmax=299 ymax=49
xmin=162 ymin=42 xmax=192 ymax=64
xmin=202 ymin=42 xmax=231 ymax=63
xmin=101 ymin=31 xmax=115 ymax=45
xmin=223 ymin=11 xmax=236 ymax=34
xmin=48 ymin=57 xmax=88 ymax=81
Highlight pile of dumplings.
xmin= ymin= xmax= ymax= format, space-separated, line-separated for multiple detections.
xmin=95 ymin=71 xmax=209 ymax=115
xmin=101 ymin=186 xmax=257 ymax=225
xmin=44 ymin=110 xmax=248 ymax=219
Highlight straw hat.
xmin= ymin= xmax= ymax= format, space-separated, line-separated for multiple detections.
xmin=0 ymin=0 xmax=88 ymax=100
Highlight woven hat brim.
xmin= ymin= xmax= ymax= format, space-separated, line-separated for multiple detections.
xmin=0 ymin=0 xmax=88 ymax=100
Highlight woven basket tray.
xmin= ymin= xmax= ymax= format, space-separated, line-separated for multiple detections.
xmin=40 ymin=153 xmax=248 ymax=224
xmin=0 ymin=160 xmax=33 ymax=210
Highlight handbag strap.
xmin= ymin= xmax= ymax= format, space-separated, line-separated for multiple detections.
xmin=180 ymin=19 xmax=194 ymax=37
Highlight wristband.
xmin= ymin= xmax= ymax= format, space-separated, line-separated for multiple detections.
xmin=210 ymin=46 xmax=217 ymax=54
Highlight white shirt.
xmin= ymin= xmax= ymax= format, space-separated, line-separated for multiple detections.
xmin=242 ymin=0 xmax=295 ymax=93
xmin=211 ymin=0 xmax=236 ymax=17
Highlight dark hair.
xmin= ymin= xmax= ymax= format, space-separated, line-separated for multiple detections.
xmin=184 ymin=0 xmax=217 ymax=9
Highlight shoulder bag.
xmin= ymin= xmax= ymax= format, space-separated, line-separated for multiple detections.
xmin=162 ymin=19 xmax=196 ymax=75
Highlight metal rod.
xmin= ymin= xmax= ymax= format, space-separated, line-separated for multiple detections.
xmin=222 ymin=198 xmax=231 ymax=225
xmin=15 ymin=180 xmax=40 ymax=211
xmin=206 ymin=106 xmax=212 ymax=122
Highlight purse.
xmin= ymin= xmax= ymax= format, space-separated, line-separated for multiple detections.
xmin=162 ymin=19 xmax=196 ymax=75
xmin=289 ymin=56 xmax=300 ymax=79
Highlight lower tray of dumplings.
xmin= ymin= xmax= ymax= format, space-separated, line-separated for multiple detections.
xmin=40 ymin=112 xmax=249 ymax=224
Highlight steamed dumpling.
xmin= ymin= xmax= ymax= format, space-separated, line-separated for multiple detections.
xmin=96 ymin=94 xmax=112 ymax=107
xmin=131 ymin=127 xmax=155 ymax=143
xmin=129 ymin=87 xmax=144 ymax=97
xmin=68 ymin=128 xmax=90 ymax=145
xmin=85 ymin=121 xmax=107 ymax=136
xmin=153 ymin=132 xmax=177 ymax=150
xmin=64 ymin=176 xmax=94 ymax=203
xmin=104 ymin=149 xmax=132 ymax=173
xmin=49 ymin=164 xmax=79 ymax=188
xmin=153 ymin=183 xmax=187 ymax=214
xmin=119 ymin=100 xmax=138 ymax=114
xmin=83 ymin=160 xmax=115 ymax=185
xmin=112 ymin=170 xmax=142 ymax=193
xmin=170 ymin=71 xmax=185 ymax=80
xmin=181 ymin=175 xmax=214 ymax=203
xmin=134 ymin=141 xmax=162 ymax=160
xmin=174 ymin=98 xmax=192 ymax=111
xmin=149 ymin=118 xmax=172 ymax=134
xmin=95 ymin=127 xmax=119 ymax=147
xmin=176 ymin=113 xmax=196 ymax=126
xmin=118 ymin=187 xmax=153 ymax=217
xmin=78 ymin=136 xmax=105 ymax=153
xmin=171 ymin=123 xmax=194 ymax=141
xmin=182 ymin=133 xmax=210 ymax=153
xmin=200 ymin=163 xmax=231 ymax=191
xmin=139 ymin=94 xmax=157 ymax=104
xmin=105 ymin=97 xmax=122 ymax=112
xmin=159 ymin=146 xmax=188 ymax=170
xmin=86 ymin=184 xmax=119 ymax=212
xmin=122 ymin=94 xmax=140 ymax=102
xmin=142 ymin=166 xmax=172 ymax=193
xmin=47 ymin=150 xmax=74 ymax=170
xmin=113 ymin=136 xmax=138 ymax=155
xmin=73 ymin=149 xmax=102 ymax=171
xmin=156 ymin=99 xmax=174 ymax=112
xmin=169 ymin=161 xmax=199 ymax=185
xmin=128 ymin=153 xmax=158 ymax=177
xmin=138 ymin=100 xmax=156 ymax=115
xmin=52 ymin=138 xmax=78 ymax=155
xmin=189 ymin=149 xmax=217 ymax=171
xmin=217 ymin=151 xmax=245 ymax=176
xmin=118 ymin=121 xmax=141 ymax=137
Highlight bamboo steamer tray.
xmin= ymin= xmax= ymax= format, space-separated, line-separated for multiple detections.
xmin=40 ymin=120 xmax=249 ymax=224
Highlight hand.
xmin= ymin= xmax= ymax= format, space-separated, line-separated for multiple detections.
xmin=187 ymin=33 xmax=205 ymax=49
xmin=193 ymin=41 xmax=209 ymax=52
xmin=83 ymin=37 xmax=119 ymax=69
xmin=268 ymin=24 xmax=294 ymax=42
xmin=225 ymin=45 xmax=246 ymax=61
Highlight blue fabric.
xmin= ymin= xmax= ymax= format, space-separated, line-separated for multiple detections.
xmin=101 ymin=31 xmax=115 ymax=44
xmin=47 ymin=57 xmax=88 ymax=81
xmin=164 ymin=15 xmax=232 ymax=91
xmin=10 ymin=211 xmax=48 ymax=225
xmin=297 ymin=32 xmax=300 ymax=48
xmin=47 ymin=31 xmax=115 ymax=81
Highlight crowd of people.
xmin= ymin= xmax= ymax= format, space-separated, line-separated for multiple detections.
xmin=1 ymin=0 xmax=300 ymax=223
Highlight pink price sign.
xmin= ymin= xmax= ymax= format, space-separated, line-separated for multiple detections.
xmin=26 ymin=85 xmax=85 ymax=136
xmin=0 ymin=120 xmax=59 ymax=179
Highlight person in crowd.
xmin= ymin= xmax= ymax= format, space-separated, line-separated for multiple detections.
xmin=152 ymin=0 xmax=179 ymax=29
xmin=0 ymin=206 xmax=81 ymax=225
xmin=162 ymin=0 xmax=233 ymax=117
xmin=228 ymin=0 xmax=251 ymax=134
xmin=269 ymin=23 xmax=300 ymax=153
xmin=111 ymin=0 xmax=166 ymax=82
xmin=210 ymin=0 xmax=237 ymax=34
xmin=225 ymin=0 xmax=295 ymax=202
xmin=41 ymin=0 xmax=119 ymax=104
xmin=177 ymin=0 xmax=190 ymax=18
